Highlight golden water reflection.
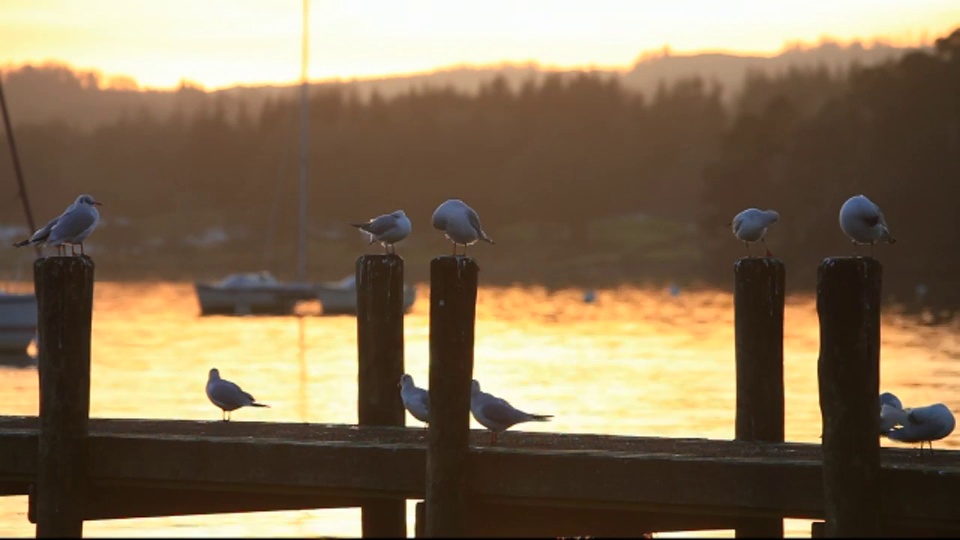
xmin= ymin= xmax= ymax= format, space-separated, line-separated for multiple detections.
xmin=1 ymin=282 xmax=958 ymax=537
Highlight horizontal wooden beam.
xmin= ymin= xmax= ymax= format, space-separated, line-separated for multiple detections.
xmin=27 ymin=484 xmax=369 ymax=522
xmin=2 ymin=417 xmax=959 ymax=529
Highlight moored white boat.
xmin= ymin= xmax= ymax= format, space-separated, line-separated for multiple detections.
xmin=194 ymin=271 xmax=318 ymax=316
xmin=0 ymin=291 xmax=38 ymax=353
xmin=315 ymin=274 xmax=416 ymax=316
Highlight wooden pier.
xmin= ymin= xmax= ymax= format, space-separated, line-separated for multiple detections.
xmin=1 ymin=255 xmax=959 ymax=537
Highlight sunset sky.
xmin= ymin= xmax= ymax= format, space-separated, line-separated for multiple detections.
xmin=1 ymin=0 xmax=958 ymax=90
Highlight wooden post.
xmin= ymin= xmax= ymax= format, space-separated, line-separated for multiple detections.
xmin=356 ymin=254 xmax=406 ymax=538
xmin=424 ymin=256 xmax=478 ymax=537
xmin=733 ymin=257 xmax=785 ymax=538
xmin=33 ymin=256 xmax=95 ymax=538
xmin=817 ymin=257 xmax=881 ymax=538
xmin=415 ymin=501 xmax=426 ymax=538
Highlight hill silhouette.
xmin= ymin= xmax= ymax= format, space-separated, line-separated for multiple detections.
xmin=1 ymin=39 xmax=910 ymax=131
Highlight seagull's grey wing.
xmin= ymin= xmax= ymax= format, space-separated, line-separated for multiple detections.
xmin=479 ymin=396 xmax=530 ymax=427
xmin=431 ymin=208 xmax=448 ymax=230
xmin=465 ymin=208 xmax=485 ymax=235
xmin=27 ymin=215 xmax=61 ymax=243
xmin=207 ymin=380 xmax=251 ymax=408
xmin=48 ymin=205 xmax=98 ymax=244
xmin=907 ymin=405 xmax=952 ymax=425
xmin=732 ymin=215 xmax=744 ymax=235
xmin=416 ymin=388 xmax=430 ymax=410
xmin=887 ymin=420 xmax=943 ymax=443
xmin=358 ymin=214 xmax=398 ymax=236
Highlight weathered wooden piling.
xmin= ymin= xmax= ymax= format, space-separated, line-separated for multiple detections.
xmin=33 ymin=256 xmax=95 ymax=538
xmin=733 ymin=257 xmax=786 ymax=538
xmin=424 ymin=256 xmax=479 ymax=537
xmin=355 ymin=254 xmax=407 ymax=538
xmin=817 ymin=256 xmax=881 ymax=538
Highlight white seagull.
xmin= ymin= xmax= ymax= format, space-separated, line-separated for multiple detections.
xmin=884 ymin=403 xmax=956 ymax=455
xmin=431 ymin=199 xmax=494 ymax=256
xmin=351 ymin=210 xmax=412 ymax=254
xmin=13 ymin=194 xmax=102 ymax=256
xmin=470 ymin=379 xmax=552 ymax=443
xmin=205 ymin=368 xmax=270 ymax=421
xmin=398 ymin=373 xmax=430 ymax=427
xmin=730 ymin=208 xmax=779 ymax=257
xmin=839 ymin=194 xmax=896 ymax=256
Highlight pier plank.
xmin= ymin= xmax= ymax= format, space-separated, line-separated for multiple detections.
xmin=2 ymin=417 xmax=959 ymax=529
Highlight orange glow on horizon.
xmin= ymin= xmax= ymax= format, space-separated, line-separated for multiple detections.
xmin=0 ymin=0 xmax=958 ymax=91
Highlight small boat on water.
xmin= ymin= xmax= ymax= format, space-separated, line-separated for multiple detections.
xmin=194 ymin=271 xmax=318 ymax=316
xmin=0 ymin=291 xmax=38 ymax=354
xmin=315 ymin=274 xmax=417 ymax=316
xmin=194 ymin=271 xmax=417 ymax=316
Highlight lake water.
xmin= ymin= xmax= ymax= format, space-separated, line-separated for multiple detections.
xmin=1 ymin=281 xmax=958 ymax=537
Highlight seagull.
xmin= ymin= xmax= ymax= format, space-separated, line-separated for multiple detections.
xmin=351 ymin=210 xmax=412 ymax=255
xmin=730 ymin=208 xmax=779 ymax=257
xmin=839 ymin=194 xmax=896 ymax=256
xmin=884 ymin=403 xmax=956 ymax=455
xmin=470 ymin=379 xmax=552 ymax=443
xmin=398 ymin=373 xmax=430 ymax=427
xmin=879 ymin=392 xmax=907 ymax=434
xmin=13 ymin=194 xmax=102 ymax=256
xmin=205 ymin=368 xmax=269 ymax=421
xmin=431 ymin=199 xmax=494 ymax=256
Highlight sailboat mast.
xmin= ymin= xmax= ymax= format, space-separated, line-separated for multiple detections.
xmin=0 ymin=73 xmax=42 ymax=258
xmin=297 ymin=0 xmax=310 ymax=283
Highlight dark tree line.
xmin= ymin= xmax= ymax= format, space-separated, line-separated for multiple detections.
xmin=699 ymin=28 xmax=960 ymax=316
xmin=2 ymin=29 xmax=958 ymax=315
xmin=1 ymin=69 xmax=726 ymax=250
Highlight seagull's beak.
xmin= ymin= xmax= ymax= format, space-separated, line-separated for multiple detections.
xmin=92 ymin=201 xmax=103 ymax=206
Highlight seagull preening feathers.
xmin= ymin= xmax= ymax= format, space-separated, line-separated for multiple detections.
xmin=13 ymin=194 xmax=102 ymax=256
xmin=351 ymin=209 xmax=412 ymax=254
xmin=730 ymin=208 xmax=779 ymax=258
xmin=432 ymin=198 xmax=494 ymax=256
xmin=205 ymin=368 xmax=269 ymax=421
xmin=879 ymin=392 xmax=955 ymax=455
xmin=839 ymin=194 xmax=895 ymax=256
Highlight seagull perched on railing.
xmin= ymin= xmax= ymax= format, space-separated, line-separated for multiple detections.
xmin=13 ymin=194 xmax=102 ymax=256
xmin=205 ymin=368 xmax=269 ymax=421
xmin=883 ymin=402 xmax=955 ymax=455
xmin=398 ymin=373 xmax=430 ymax=428
xmin=839 ymin=194 xmax=896 ymax=256
xmin=351 ymin=209 xmax=411 ymax=254
xmin=729 ymin=208 xmax=779 ymax=257
xmin=431 ymin=199 xmax=494 ymax=256
xmin=470 ymin=379 xmax=552 ymax=444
